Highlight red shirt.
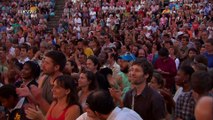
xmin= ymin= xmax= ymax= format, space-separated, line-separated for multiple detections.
xmin=154 ymin=57 xmax=177 ymax=89
xmin=47 ymin=104 xmax=69 ymax=120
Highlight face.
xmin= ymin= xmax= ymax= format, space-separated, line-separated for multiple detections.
xmin=138 ymin=49 xmax=146 ymax=58
xmin=200 ymin=47 xmax=206 ymax=54
xmin=131 ymin=46 xmax=138 ymax=55
xmin=128 ymin=64 xmax=147 ymax=85
xmin=121 ymin=46 xmax=127 ymax=53
xmin=169 ymin=47 xmax=174 ymax=55
xmin=28 ymin=49 xmax=34 ymax=59
xmin=188 ymin=50 xmax=197 ymax=58
xmin=118 ymin=59 xmax=129 ymax=73
xmin=52 ymin=80 xmax=70 ymax=99
xmin=149 ymin=77 xmax=160 ymax=90
xmin=86 ymin=59 xmax=96 ymax=72
xmin=20 ymin=48 xmax=27 ymax=57
xmin=175 ymin=70 xmax=187 ymax=86
xmin=65 ymin=62 xmax=72 ymax=73
xmin=41 ymin=57 xmax=56 ymax=75
xmin=78 ymin=73 xmax=90 ymax=88
xmin=181 ymin=38 xmax=188 ymax=46
xmin=0 ymin=97 xmax=14 ymax=109
xmin=15 ymin=48 xmax=20 ymax=56
xmin=21 ymin=64 xmax=33 ymax=80
xmin=205 ymin=42 xmax=213 ymax=52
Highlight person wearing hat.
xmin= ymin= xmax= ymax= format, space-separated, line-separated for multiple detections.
xmin=109 ymin=53 xmax=135 ymax=101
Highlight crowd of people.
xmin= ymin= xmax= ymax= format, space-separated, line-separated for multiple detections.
xmin=0 ymin=0 xmax=213 ymax=120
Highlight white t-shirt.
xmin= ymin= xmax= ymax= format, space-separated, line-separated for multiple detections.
xmin=107 ymin=107 xmax=143 ymax=120
xmin=77 ymin=107 xmax=143 ymax=120
xmin=173 ymin=87 xmax=183 ymax=103
xmin=76 ymin=112 xmax=95 ymax=120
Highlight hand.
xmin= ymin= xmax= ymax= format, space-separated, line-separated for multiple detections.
xmin=25 ymin=106 xmax=45 ymax=120
xmin=16 ymin=86 xmax=32 ymax=97
xmin=109 ymin=88 xmax=122 ymax=101
xmin=30 ymin=85 xmax=42 ymax=100
xmin=34 ymin=51 xmax=41 ymax=59
xmin=156 ymin=68 xmax=163 ymax=73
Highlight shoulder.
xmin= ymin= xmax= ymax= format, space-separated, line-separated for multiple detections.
xmin=65 ymin=104 xmax=81 ymax=120
xmin=76 ymin=113 xmax=89 ymax=120
xmin=37 ymin=74 xmax=49 ymax=88
xmin=66 ymin=104 xmax=81 ymax=114
xmin=117 ymin=108 xmax=142 ymax=120
xmin=177 ymin=91 xmax=193 ymax=102
xmin=149 ymin=87 xmax=164 ymax=101
xmin=66 ymin=104 xmax=81 ymax=113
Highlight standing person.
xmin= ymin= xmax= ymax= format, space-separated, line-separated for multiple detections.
xmin=15 ymin=61 xmax=40 ymax=88
xmin=203 ymin=38 xmax=213 ymax=69
xmin=77 ymin=90 xmax=143 ymax=120
xmin=86 ymin=55 xmax=110 ymax=91
xmin=78 ymin=70 xmax=98 ymax=110
xmin=16 ymin=50 xmax=67 ymax=113
xmin=149 ymin=72 xmax=175 ymax=118
xmin=175 ymin=71 xmax=213 ymax=120
xmin=154 ymin=48 xmax=177 ymax=93
xmin=173 ymin=65 xmax=194 ymax=103
xmin=124 ymin=59 xmax=166 ymax=120
xmin=18 ymin=45 xmax=30 ymax=64
xmin=25 ymin=75 xmax=81 ymax=120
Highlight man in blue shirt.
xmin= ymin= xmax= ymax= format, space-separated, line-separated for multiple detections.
xmin=203 ymin=38 xmax=213 ymax=69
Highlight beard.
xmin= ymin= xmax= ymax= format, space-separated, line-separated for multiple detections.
xmin=131 ymin=79 xmax=145 ymax=85
xmin=121 ymin=65 xmax=129 ymax=74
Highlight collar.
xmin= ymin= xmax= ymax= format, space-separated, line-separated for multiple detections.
xmin=133 ymin=84 xmax=150 ymax=97
xmin=9 ymin=97 xmax=25 ymax=113
xmin=107 ymin=107 xmax=121 ymax=120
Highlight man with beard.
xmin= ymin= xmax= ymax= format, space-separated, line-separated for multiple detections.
xmin=123 ymin=59 xmax=166 ymax=120
xmin=117 ymin=53 xmax=135 ymax=97
xmin=16 ymin=50 xmax=66 ymax=113
xmin=109 ymin=53 xmax=135 ymax=105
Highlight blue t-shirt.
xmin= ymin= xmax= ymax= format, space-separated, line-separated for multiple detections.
xmin=203 ymin=53 xmax=213 ymax=68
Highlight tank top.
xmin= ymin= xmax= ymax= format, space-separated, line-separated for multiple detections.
xmin=47 ymin=104 xmax=69 ymax=120
xmin=41 ymin=76 xmax=53 ymax=104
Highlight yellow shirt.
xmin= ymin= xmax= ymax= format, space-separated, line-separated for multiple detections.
xmin=30 ymin=6 xmax=38 ymax=13
xmin=84 ymin=47 xmax=94 ymax=57
xmin=162 ymin=9 xmax=170 ymax=14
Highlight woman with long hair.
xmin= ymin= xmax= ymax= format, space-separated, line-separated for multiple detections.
xmin=25 ymin=75 xmax=81 ymax=120
xmin=78 ymin=70 xmax=97 ymax=111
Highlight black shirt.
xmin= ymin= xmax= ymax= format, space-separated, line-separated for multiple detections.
xmin=123 ymin=85 xmax=166 ymax=120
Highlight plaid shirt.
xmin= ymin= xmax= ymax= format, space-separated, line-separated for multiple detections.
xmin=175 ymin=91 xmax=195 ymax=120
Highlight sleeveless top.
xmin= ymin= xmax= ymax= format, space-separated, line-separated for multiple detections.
xmin=47 ymin=103 xmax=69 ymax=120
xmin=41 ymin=76 xmax=53 ymax=104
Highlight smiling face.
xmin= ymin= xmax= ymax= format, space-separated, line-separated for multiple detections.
xmin=21 ymin=64 xmax=33 ymax=80
xmin=128 ymin=64 xmax=147 ymax=85
xmin=175 ymin=70 xmax=188 ymax=86
xmin=52 ymin=80 xmax=70 ymax=99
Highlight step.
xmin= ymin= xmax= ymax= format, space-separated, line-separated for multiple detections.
xmin=47 ymin=0 xmax=65 ymax=30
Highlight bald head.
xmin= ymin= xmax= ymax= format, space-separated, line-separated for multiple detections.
xmin=195 ymin=96 xmax=213 ymax=120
